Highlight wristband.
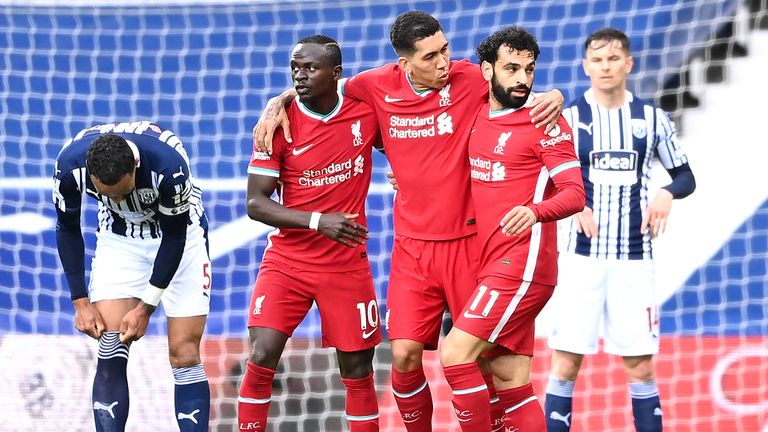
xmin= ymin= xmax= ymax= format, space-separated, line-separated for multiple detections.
xmin=140 ymin=285 xmax=164 ymax=307
xmin=309 ymin=212 xmax=322 ymax=231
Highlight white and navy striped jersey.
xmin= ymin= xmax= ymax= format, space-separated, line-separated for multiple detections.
xmin=53 ymin=121 xmax=206 ymax=240
xmin=561 ymin=90 xmax=688 ymax=260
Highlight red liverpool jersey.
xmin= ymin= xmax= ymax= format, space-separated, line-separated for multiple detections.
xmin=248 ymin=94 xmax=380 ymax=271
xmin=469 ymin=98 xmax=585 ymax=285
xmin=342 ymin=59 xmax=486 ymax=240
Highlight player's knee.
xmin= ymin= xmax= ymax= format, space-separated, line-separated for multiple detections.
xmin=551 ymin=350 xmax=583 ymax=381
xmin=168 ymin=341 xmax=201 ymax=368
xmin=623 ymin=355 xmax=654 ymax=381
xmin=439 ymin=338 xmax=470 ymax=368
xmin=391 ymin=341 xmax=424 ymax=372
xmin=247 ymin=340 xmax=281 ymax=369
xmin=338 ymin=348 xmax=374 ymax=379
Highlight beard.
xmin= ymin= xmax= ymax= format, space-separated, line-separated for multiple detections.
xmin=491 ymin=73 xmax=531 ymax=109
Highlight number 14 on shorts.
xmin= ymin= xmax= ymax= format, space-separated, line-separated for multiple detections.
xmin=646 ymin=305 xmax=660 ymax=337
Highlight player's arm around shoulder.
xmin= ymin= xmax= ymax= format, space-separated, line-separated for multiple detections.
xmin=529 ymin=89 xmax=566 ymax=131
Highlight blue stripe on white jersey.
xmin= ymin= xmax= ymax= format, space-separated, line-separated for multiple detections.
xmin=561 ymin=90 xmax=688 ymax=260
xmin=54 ymin=121 xmax=206 ymax=240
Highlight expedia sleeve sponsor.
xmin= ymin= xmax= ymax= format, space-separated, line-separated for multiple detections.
xmin=539 ymin=131 xmax=573 ymax=147
xmin=588 ymin=150 xmax=638 ymax=185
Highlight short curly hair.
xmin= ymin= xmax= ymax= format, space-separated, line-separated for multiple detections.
xmin=86 ymin=134 xmax=135 ymax=185
xmin=476 ymin=26 xmax=540 ymax=66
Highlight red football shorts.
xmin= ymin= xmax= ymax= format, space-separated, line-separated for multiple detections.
xmin=247 ymin=261 xmax=382 ymax=351
xmin=454 ymin=275 xmax=554 ymax=356
xmin=386 ymin=234 xmax=479 ymax=350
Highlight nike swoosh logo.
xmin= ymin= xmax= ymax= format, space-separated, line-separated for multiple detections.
xmin=292 ymin=144 xmax=314 ymax=156
xmin=362 ymin=327 xmax=377 ymax=339
xmin=462 ymin=311 xmax=486 ymax=319
xmin=384 ymin=95 xmax=403 ymax=103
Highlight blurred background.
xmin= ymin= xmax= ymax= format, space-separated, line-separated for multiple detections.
xmin=0 ymin=0 xmax=766 ymax=430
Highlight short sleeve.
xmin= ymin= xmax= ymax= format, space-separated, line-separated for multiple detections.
xmin=533 ymin=117 xmax=581 ymax=178
xmin=247 ymin=130 xmax=287 ymax=178
xmin=341 ymin=71 xmax=373 ymax=105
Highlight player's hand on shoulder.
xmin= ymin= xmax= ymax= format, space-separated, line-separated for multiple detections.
xmin=386 ymin=171 xmax=399 ymax=191
xmin=317 ymin=212 xmax=369 ymax=248
xmin=72 ymin=297 xmax=105 ymax=340
xmin=119 ymin=302 xmax=155 ymax=343
xmin=574 ymin=207 xmax=599 ymax=238
xmin=254 ymin=91 xmax=294 ymax=155
xmin=529 ymin=89 xmax=564 ymax=132
xmin=500 ymin=206 xmax=537 ymax=237
xmin=641 ymin=189 xmax=674 ymax=238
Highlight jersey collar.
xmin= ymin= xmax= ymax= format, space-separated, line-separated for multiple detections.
xmin=584 ymin=88 xmax=634 ymax=106
xmin=295 ymin=92 xmax=344 ymax=122
xmin=125 ymin=139 xmax=141 ymax=167
xmin=405 ymin=73 xmax=433 ymax=98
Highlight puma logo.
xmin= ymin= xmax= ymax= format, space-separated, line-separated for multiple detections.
xmin=93 ymin=401 xmax=119 ymax=419
xmin=577 ymin=121 xmax=593 ymax=135
xmin=177 ymin=409 xmax=200 ymax=424
xmin=549 ymin=410 xmax=571 ymax=426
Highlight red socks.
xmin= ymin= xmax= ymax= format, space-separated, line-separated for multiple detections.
xmin=443 ymin=363 xmax=491 ymax=431
xmin=342 ymin=373 xmax=379 ymax=432
xmin=391 ymin=367 xmax=433 ymax=431
xmin=483 ymin=372 xmax=505 ymax=431
xmin=237 ymin=362 xmax=276 ymax=432
xmin=497 ymin=383 xmax=545 ymax=431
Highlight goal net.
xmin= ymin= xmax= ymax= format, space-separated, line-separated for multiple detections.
xmin=1 ymin=1 xmax=765 ymax=431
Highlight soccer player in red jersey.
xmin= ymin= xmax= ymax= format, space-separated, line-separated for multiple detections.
xmin=253 ymin=12 xmax=564 ymax=431
xmin=238 ymin=35 xmax=382 ymax=432
xmin=439 ymin=27 xmax=585 ymax=431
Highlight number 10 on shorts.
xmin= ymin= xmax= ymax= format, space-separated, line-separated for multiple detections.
xmin=356 ymin=300 xmax=379 ymax=333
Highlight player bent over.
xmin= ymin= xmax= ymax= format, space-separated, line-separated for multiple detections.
xmin=238 ymin=35 xmax=382 ymax=432
xmin=54 ymin=121 xmax=211 ymax=432
xmin=439 ymin=27 xmax=585 ymax=431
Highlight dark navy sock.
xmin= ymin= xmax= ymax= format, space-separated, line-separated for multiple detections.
xmin=92 ymin=332 xmax=130 ymax=432
xmin=544 ymin=376 xmax=574 ymax=432
xmin=630 ymin=380 xmax=663 ymax=432
xmin=173 ymin=364 xmax=210 ymax=432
